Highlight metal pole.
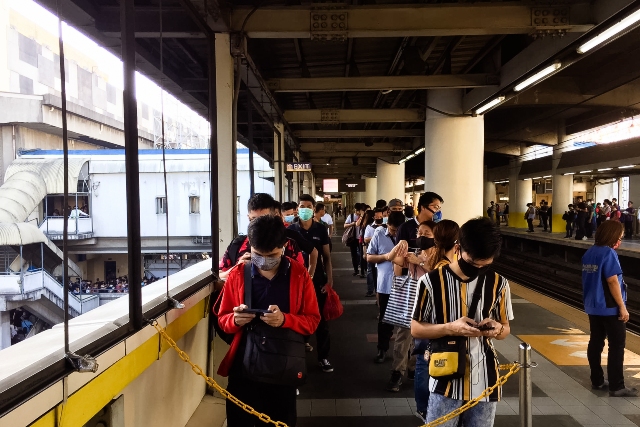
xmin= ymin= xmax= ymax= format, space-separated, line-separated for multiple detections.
xmin=246 ymin=86 xmax=255 ymax=197
xmin=19 ymin=246 xmax=24 ymax=294
xmin=519 ymin=342 xmax=533 ymax=427
xmin=209 ymin=35 xmax=219 ymax=271
xmin=121 ymin=0 xmax=143 ymax=331
xmin=277 ymin=129 xmax=283 ymax=202
xmin=57 ymin=5 xmax=70 ymax=353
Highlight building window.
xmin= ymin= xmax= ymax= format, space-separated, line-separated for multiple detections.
xmin=156 ymin=197 xmax=167 ymax=214
xmin=189 ymin=196 xmax=200 ymax=214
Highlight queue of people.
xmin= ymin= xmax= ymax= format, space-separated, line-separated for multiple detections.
xmin=213 ymin=191 xmax=517 ymax=427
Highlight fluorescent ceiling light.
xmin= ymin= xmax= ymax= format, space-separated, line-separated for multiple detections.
xmin=577 ymin=9 xmax=640 ymax=54
xmin=598 ymin=168 xmax=612 ymax=171
xmin=543 ymin=175 xmax=552 ymax=178
xmin=523 ymin=178 xmax=532 ymax=181
xmin=619 ymin=165 xmax=635 ymax=169
xmin=563 ymin=173 xmax=575 ymax=175
xmin=475 ymin=96 xmax=505 ymax=115
xmin=415 ymin=147 xmax=425 ymax=155
xmin=398 ymin=158 xmax=407 ymax=164
xmin=514 ymin=62 xmax=562 ymax=92
xmin=580 ymin=170 xmax=592 ymax=173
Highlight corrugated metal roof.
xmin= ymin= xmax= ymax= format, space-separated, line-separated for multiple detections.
xmin=4 ymin=158 xmax=89 ymax=194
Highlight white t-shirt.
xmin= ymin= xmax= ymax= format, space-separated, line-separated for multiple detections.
xmin=321 ymin=213 xmax=334 ymax=225
xmin=344 ymin=213 xmax=359 ymax=224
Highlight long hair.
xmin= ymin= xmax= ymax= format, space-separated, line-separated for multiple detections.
xmin=428 ymin=220 xmax=460 ymax=270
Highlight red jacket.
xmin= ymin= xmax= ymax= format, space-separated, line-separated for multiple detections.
xmin=215 ymin=258 xmax=321 ymax=377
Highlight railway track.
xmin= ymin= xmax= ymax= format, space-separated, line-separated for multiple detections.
xmin=493 ymin=256 xmax=640 ymax=335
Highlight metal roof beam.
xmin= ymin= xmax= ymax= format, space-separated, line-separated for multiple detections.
xmin=301 ymin=143 xmax=404 ymax=152
xmin=231 ymin=3 xmax=593 ymax=38
xmin=294 ymin=129 xmax=424 ymax=138
xmin=285 ymin=109 xmax=424 ymax=124
xmin=96 ymin=7 xmax=205 ymax=38
xmin=268 ymin=74 xmax=497 ymax=92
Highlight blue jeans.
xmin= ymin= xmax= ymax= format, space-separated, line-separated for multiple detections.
xmin=414 ymin=353 xmax=430 ymax=413
xmin=427 ymin=393 xmax=497 ymax=427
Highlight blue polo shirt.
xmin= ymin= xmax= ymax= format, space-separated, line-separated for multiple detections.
xmin=582 ymin=245 xmax=625 ymax=316
xmin=367 ymin=227 xmax=396 ymax=294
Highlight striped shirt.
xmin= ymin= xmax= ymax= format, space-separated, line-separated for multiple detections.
xmin=412 ymin=265 xmax=514 ymax=402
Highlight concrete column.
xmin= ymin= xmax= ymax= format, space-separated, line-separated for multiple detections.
xmin=553 ymin=174 xmax=574 ymax=225
xmin=0 ymin=310 xmax=10 ymax=350
xmin=425 ymin=89 xmax=484 ymax=225
xmin=364 ymin=177 xmax=377 ymax=207
xmin=310 ymin=174 xmax=316 ymax=198
xmin=273 ymin=122 xmax=285 ymax=201
xmin=216 ymin=34 xmax=235 ymax=254
xmin=515 ymin=179 xmax=533 ymax=228
xmin=551 ymin=125 xmax=572 ymax=228
xmin=376 ymin=159 xmax=405 ymax=204
xmin=629 ymin=176 xmax=640 ymax=208
xmin=508 ymin=159 xmax=521 ymax=227
xmin=483 ymin=167 xmax=495 ymax=219
xmin=354 ymin=192 xmax=366 ymax=204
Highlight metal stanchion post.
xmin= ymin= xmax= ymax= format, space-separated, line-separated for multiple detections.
xmin=519 ymin=342 xmax=533 ymax=427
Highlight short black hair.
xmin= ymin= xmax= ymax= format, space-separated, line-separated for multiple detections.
xmin=247 ymin=193 xmax=275 ymax=212
xmin=418 ymin=192 xmax=444 ymax=212
xmin=375 ymin=199 xmax=387 ymax=209
xmin=273 ymin=200 xmax=282 ymax=214
xmin=247 ymin=215 xmax=287 ymax=253
xmin=387 ymin=211 xmax=406 ymax=227
xmin=355 ymin=202 xmax=364 ymax=211
xmin=299 ymin=193 xmax=316 ymax=207
xmin=281 ymin=201 xmax=296 ymax=211
xmin=315 ymin=202 xmax=326 ymax=213
xmin=459 ymin=217 xmax=501 ymax=261
xmin=374 ymin=207 xmax=385 ymax=215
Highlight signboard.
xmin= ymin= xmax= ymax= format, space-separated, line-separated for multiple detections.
xmin=339 ymin=179 xmax=366 ymax=192
xmin=286 ymin=162 xmax=312 ymax=172
xmin=323 ymin=179 xmax=339 ymax=193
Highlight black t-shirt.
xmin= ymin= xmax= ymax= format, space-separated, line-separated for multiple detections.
xmin=285 ymin=227 xmax=315 ymax=255
xmin=397 ymin=217 xmax=419 ymax=249
xmin=289 ymin=221 xmax=330 ymax=287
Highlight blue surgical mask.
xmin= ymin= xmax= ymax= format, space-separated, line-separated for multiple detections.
xmin=298 ymin=207 xmax=314 ymax=221
xmin=382 ymin=217 xmax=388 ymax=224
xmin=284 ymin=214 xmax=295 ymax=223
xmin=433 ymin=211 xmax=443 ymax=223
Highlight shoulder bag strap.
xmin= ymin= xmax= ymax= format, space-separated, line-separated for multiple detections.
xmin=244 ymin=263 xmax=252 ymax=307
xmin=467 ymin=276 xmax=485 ymax=319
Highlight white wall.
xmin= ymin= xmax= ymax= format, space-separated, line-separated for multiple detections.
xmin=91 ymin=171 xmax=211 ymax=238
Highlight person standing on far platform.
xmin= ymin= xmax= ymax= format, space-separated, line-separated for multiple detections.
xmin=503 ymin=202 xmax=510 ymax=226
xmin=582 ymin=221 xmax=638 ymax=397
xmin=525 ymin=203 xmax=535 ymax=232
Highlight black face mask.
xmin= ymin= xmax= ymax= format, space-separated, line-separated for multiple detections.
xmin=415 ymin=236 xmax=435 ymax=251
xmin=458 ymin=256 xmax=489 ymax=281
xmin=374 ymin=218 xmax=383 ymax=225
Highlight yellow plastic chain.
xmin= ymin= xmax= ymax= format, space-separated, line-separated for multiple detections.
xmin=152 ymin=320 xmax=520 ymax=427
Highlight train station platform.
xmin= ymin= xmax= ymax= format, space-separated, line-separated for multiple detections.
xmin=499 ymin=226 xmax=640 ymax=259
xmin=185 ymin=221 xmax=640 ymax=427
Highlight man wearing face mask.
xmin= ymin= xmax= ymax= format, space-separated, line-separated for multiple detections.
xmin=367 ymin=211 xmax=407 ymax=364
xmin=411 ymin=217 xmax=513 ymax=427
xmin=216 ymin=215 xmax=320 ymax=426
xmin=288 ymin=194 xmax=335 ymax=373
xmin=397 ymin=192 xmax=444 ymax=251
xmin=363 ymin=208 xmax=387 ymax=297
xmin=281 ymin=202 xmax=298 ymax=226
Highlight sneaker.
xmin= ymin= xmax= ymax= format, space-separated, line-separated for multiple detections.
xmin=359 ymin=273 xmax=365 ymax=278
xmin=319 ymin=359 xmax=334 ymax=373
xmin=352 ymin=271 xmax=359 ymax=276
xmin=374 ymin=349 xmax=387 ymax=364
xmin=415 ymin=410 xmax=427 ymax=422
xmin=592 ymin=380 xmax=609 ymax=390
xmin=610 ymin=387 xmax=639 ymax=397
xmin=296 ymin=389 xmax=300 ymax=396
xmin=305 ymin=343 xmax=313 ymax=352
xmin=407 ymin=369 xmax=415 ymax=381
xmin=385 ymin=370 xmax=403 ymax=392
xmin=582 ymin=236 xmax=588 ymax=240
xmin=365 ymin=292 xmax=375 ymax=297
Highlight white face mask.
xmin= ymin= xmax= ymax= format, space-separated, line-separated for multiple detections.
xmin=251 ymin=249 xmax=284 ymax=271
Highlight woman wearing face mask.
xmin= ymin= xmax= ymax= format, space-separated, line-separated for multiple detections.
xmin=582 ymin=221 xmax=637 ymax=397
xmin=216 ymin=215 xmax=321 ymax=426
